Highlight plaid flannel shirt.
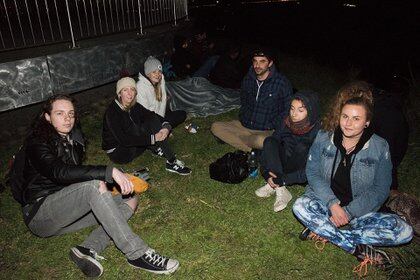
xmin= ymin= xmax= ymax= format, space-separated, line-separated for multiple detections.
xmin=239 ymin=65 xmax=292 ymax=131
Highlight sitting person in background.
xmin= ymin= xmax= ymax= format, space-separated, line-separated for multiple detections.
xmin=137 ymin=56 xmax=186 ymax=129
xmin=102 ymin=77 xmax=191 ymax=175
xmin=209 ymin=42 xmax=242 ymax=89
xmin=211 ymin=48 xmax=292 ymax=153
xmin=171 ymin=35 xmax=199 ymax=79
xmin=22 ymin=94 xmax=179 ymax=277
xmin=293 ymin=96 xmax=413 ymax=276
xmin=256 ymin=91 xmax=320 ymax=212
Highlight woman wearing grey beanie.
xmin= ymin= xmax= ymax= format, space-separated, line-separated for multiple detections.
xmin=136 ymin=56 xmax=187 ymax=129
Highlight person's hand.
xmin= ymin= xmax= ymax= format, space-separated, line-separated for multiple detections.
xmin=112 ymin=168 xmax=133 ymax=195
xmin=329 ymin=203 xmax=349 ymax=227
xmin=155 ymin=128 xmax=170 ymax=141
xmin=267 ymin=171 xmax=280 ymax=188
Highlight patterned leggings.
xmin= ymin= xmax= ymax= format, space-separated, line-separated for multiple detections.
xmin=293 ymin=195 xmax=413 ymax=253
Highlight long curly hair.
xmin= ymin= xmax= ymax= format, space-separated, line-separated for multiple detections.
xmin=31 ymin=94 xmax=78 ymax=141
xmin=323 ymin=81 xmax=374 ymax=131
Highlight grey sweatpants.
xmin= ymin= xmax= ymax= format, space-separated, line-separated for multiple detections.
xmin=26 ymin=180 xmax=148 ymax=260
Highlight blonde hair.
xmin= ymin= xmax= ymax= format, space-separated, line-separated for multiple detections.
xmin=323 ymin=81 xmax=374 ymax=131
xmin=153 ymin=79 xmax=163 ymax=102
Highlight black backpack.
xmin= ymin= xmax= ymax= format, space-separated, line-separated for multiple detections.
xmin=209 ymin=151 xmax=249 ymax=184
xmin=5 ymin=145 xmax=27 ymax=205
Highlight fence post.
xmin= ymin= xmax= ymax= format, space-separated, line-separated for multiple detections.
xmin=137 ymin=0 xmax=144 ymax=35
xmin=185 ymin=0 xmax=189 ymax=21
xmin=173 ymin=0 xmax=177 ymax=26
xmin=65 ymin=0 xmax=78 ymax=48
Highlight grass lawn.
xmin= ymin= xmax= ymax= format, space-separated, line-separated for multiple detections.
xmin=0 ymin=53 xmax=418 ymax=279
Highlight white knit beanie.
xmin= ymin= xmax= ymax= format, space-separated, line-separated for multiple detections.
xmin=116 ymin=77 xmax=136 ymax=94
xmin=144 ymin=56 xmax=162 ymax=75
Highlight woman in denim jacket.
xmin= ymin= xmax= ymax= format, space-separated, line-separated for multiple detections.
xmin=292 ymin=96 xmax=413 ymax=276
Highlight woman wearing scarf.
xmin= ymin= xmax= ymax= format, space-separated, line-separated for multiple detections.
xmin=292 ymin=96 xmax=413 ymax=276
xmin=255 ymin=91 xmax=320 ymax=212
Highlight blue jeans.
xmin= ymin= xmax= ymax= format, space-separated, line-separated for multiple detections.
xmin=293 ymin=195 xmax=413 ymax=253
xmin=26 ymin=180 xmax=148 ymax=260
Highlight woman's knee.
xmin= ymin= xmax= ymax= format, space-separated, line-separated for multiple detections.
xmin=82 ymin=180 xmax=109 ymax=195
xmin=396 ymin=217 xmax=414 ymax=243
xmin=292 ymin=196 xmax=307 ymax=215
xmin=125 ymin=195 xmax=139 ymax=212
xmin=292 ymin=196 xmax=317 ymax=218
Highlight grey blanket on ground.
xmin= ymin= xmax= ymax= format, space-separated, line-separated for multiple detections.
xmin=166 ymin=77 xmax=240 ymax=117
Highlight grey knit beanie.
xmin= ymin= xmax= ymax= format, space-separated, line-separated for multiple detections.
xmin=144 ymin=56 xmax=162 ymax=75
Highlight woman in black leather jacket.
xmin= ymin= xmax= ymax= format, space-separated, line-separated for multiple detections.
xmin=21 ymin=94 xmax=179 ymax=277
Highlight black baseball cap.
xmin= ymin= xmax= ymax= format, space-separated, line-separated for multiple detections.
xmin=252 ymin=47 xmax=274 ymax=61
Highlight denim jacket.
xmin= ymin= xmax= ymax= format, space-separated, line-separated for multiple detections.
xmin=304 ymin=130 xmax=392 ymax=220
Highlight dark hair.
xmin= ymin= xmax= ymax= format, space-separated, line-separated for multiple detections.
xmin=341 ymin=96 xmax=373 ymax=122
xmin=31 ymin=94 xmax=78 ymax=141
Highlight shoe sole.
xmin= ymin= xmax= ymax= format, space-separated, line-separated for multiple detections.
xmin=165 ymin=168 xmax=191 ymax=175
xmin=69 ymin=247 xmax=103 ymax=277
xmin=128 ymin=260 xmax=180 ymax=275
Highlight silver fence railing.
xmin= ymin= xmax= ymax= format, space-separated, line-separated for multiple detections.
xmin=0 ymin=0 xmax=188 ymax=51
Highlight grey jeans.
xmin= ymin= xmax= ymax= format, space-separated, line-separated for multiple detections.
xmin=26 ymin=180 xmax=148 ymax=260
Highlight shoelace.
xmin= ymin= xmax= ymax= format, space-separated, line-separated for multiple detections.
xmin=352 ymin=246 xmax=385 ymax=277
xmin=308 ymin=232 xmax=328 ymax=251
xmin=175 ymin=160 xmax=185 ymax=168
xmin=353 ymin=257 xmax=375 ymax=277
xmin=145 ymin=249 xmax=166 ymax=267
xmin=90 ymin=249 xmax=106 ymax=261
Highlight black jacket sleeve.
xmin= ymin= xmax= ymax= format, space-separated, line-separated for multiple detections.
xmin=27 ymin=140 xmax=108 ymax=185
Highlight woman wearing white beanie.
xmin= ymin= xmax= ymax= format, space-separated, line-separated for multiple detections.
xmin=136 ymin=56 xmax=186 ymax=129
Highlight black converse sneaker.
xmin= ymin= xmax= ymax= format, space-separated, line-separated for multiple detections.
xmin=166 ymin=159 xmax=191 ymax=175
xmin=69 ymin=246 xmax=105 ymax=277
xmin=127 ymin=248 xmax=179 ymax=274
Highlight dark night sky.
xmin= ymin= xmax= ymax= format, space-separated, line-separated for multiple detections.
xmin=190 ymin=0 xmax=419 ymax=84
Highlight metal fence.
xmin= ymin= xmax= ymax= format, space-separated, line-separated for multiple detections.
xmin=0 ymin=0 xmax=188 ymax=51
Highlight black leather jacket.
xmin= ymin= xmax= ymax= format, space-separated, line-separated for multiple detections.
xmin=23 ymin=128 xmax=113 ymax=205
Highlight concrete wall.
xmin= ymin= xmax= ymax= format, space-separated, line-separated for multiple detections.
xmin=0 ymin=31 xmax=174 ymax=112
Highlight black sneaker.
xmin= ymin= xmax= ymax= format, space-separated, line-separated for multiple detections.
xmin=299 ymin=227 xmax=312 ymax=241
xmin=298 ymin=227 xmax=328 ymax=250
xmin=127 ymin=248 xmax=179 ymax=275
xmin=69 ymin=246 xmax=104 ymax=277
xmin=353 ymin=244 xmax=392 ymax=277
xmin=166 ymin=159 xmax=191 ymax=175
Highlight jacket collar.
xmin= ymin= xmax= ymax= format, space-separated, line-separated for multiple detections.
xmin=329 ymin=132 xmax=370 ymax=150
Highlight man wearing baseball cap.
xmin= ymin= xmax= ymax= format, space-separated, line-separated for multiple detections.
xmin=211 ymin=48 xmax=292 ymax=153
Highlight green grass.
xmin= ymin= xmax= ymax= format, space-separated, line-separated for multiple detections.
xmin=0 ymin=53 xmax=419 ymax=279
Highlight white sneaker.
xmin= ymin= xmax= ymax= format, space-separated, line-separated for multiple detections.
xmin=255 ymin=183 xmax=276 ymax=198
xmin=273 ymin=186 xmax=293 ymax=212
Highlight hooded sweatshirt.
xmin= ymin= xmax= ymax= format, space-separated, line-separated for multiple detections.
xmin=136 ymin=73 xmax=167 ymax=118
xmin=266 ymin=90 xmax=321 ymax=185
xmin=272 ymin=90 xmax=321 ymax=155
